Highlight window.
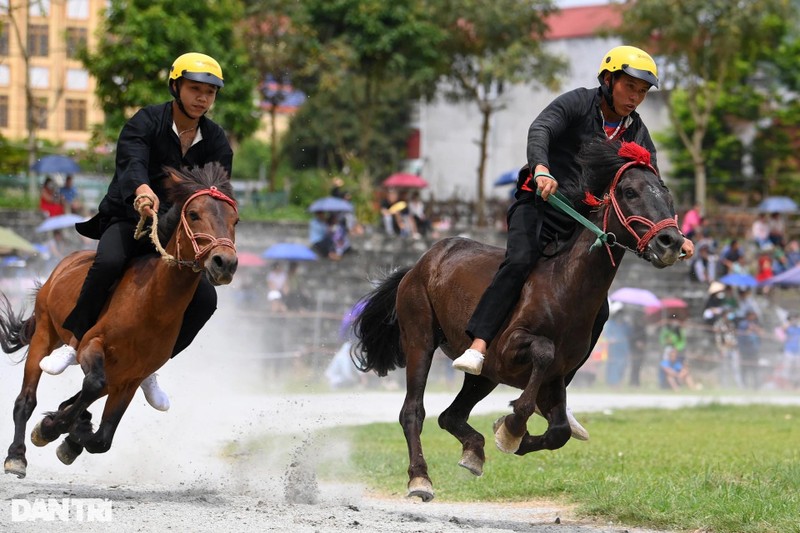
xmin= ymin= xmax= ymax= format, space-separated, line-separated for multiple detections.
xmin=29 ymin=0 xmax=50 ymax=17
xmin=0 ymin=95 xmax=8 ymax=128
xmin=65 ymin=98 xmax=86 ymax=131
xmin=30 ymin=66 xmax=49 ymax=88
xmin=0 ymin=65 xmax=9 ymax=86
xmin=33 ymin=97 xmax=48 ymax=129
xmin=0 ymin=23 xmax=8 ymax=55
xmin=66 ymin=27 xmax=87 ymax=59
xmin=66 ymin=0 xmax=89 ymax=19
xmin=66 ymin=68 xmax=88 ymax=90
xmin=27 ymin=24 xmax=49 ymax=57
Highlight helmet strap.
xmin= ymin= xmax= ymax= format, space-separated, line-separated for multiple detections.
xmin=599 ymin=72 xmax=619 ymax=115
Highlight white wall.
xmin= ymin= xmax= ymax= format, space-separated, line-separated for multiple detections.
xmin=417 ymin=36 xmax=673 ymax=202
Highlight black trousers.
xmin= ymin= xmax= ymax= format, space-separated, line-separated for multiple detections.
xmin=63 ymin=219 xmax=217 ymax=358
xmin=465 ymin=197 xmax=608 ymax=387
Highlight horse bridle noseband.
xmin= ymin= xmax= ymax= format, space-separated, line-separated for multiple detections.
xmin=173 ymin=186 xmax=238 ymax=271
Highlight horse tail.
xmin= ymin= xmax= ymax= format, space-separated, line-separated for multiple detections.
xmin=351 ymin=267 xmax=410 ymax=377
xmin=0 ymin=293 xmax=34 ymax=359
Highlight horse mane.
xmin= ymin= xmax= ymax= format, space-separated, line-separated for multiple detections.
xmin=157 ymin=162 xmax=234 ymax=242
xmin=557 ymin=139 xmax=648 ymax=213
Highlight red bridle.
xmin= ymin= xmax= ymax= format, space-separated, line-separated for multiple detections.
xmin=174 ymin=186 xmax=238 ymax=270
xmin=583 ymin=143 xmax=678 ymax=265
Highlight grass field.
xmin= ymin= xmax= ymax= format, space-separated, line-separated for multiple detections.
xmin=259 ymin=403 xmax=800 ymax=533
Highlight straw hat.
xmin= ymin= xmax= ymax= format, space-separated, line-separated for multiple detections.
xmin=708 ymin=281 xmax=725 ymax=294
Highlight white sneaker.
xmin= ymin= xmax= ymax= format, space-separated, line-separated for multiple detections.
xmin=140 ymin=374 xmax=170 ymax=411
xmin=39 ymin=345 xmax=78 ymax=375
xmin=566 ymin=406 xmax=589 ymax=441
xmin=452 ymin=349 xmax=485 ymax=375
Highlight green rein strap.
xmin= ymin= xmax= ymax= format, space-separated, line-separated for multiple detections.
xmin=533 ymin=171 xmax=614 ymax=252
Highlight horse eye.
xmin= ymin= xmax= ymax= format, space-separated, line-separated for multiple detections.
xmin=623 ymin=188 xmax=637 ymax=199
xmin=189 ymin=211 xmax=200 ymax=221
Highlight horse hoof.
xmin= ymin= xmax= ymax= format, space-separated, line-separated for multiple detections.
xmin=493 ymin=417 xmax=521 ymax=454
xmin=458 ymin=449 xmax=484 ymax=477
xmin=407 ymin=477 xmax=434 ymax=502
xmin=56 ymin=439 xmax=81 ymax=466
xmin=30 ymin=420 xmax=53 ymax=447
xmin=4 ymin=457 xmax=27 ymax=479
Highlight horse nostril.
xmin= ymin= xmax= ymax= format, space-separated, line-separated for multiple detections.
xmin=656 ymin=234 xmax=674 ymax=248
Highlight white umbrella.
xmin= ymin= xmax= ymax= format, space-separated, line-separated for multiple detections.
xmin=609 ymin=287 xmax=662 ymax=307
xmin=35 ymin=213 xmax=87 ymax=233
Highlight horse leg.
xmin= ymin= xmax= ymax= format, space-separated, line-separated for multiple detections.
xmin=5 ymin=326 xmax=61 ymax=478
xmin=515 ymin=379 xmax=571 ymax=455
xmin=83 ymin=384 xmax=138 ymax=455
xmin=56 ymin=410 xmax=92 ymax=466
xmin=494 ymin=336 xmax=555 ymax=454
xmin=33 ymin=339 xmax=106 ymax=446
xmin=437 ymin=374 xmax=498 ymax=477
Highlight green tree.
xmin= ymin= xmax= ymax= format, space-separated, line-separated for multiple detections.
xmin=81 ymin=0 xmax=260 ymax=144
xmin=429 ymin=0 xmax=566 ymax=226
xmin=299 ymin=0 xmax=445 ymax=198
xmin=240 ymin=0 xmax=316 ymax=190
xmin=619 ymin=0 xmax=794 ymax=209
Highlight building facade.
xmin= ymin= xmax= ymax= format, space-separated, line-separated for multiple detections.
xmin=0 ymin=0 xmax=105 ymax=150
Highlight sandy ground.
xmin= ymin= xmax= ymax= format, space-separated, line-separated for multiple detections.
xmin=2 ymin=303 xmax=799 ymax=532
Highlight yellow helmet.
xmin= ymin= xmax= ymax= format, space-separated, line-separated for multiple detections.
xmin=169 ymin=52 xmax=224 ymax=89
xmin=598 ymin=45 xmax=658 ymax=89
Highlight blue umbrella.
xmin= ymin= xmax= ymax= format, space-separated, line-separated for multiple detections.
xmin=308 ymin=196 xmax=354 ymax=213
xmin=262 ymin=242 xmax=318 ymax=261
xmin=719 ymin=272 xmax=758 ymax=288
xmin=31 ymin=155 xmax=81 ymax=174
xmin=493 ymin=169 xmax=518 ymax=187
xmin=757 ymin=196 xmax=797 ymax=213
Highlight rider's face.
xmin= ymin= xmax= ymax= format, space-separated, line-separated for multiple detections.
xmin=609 ymin=73 xmax=651 ymax=116
xmin=179 ymin=81 xmax=218 ymax=118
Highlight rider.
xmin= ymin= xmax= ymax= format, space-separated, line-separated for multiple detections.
xmin=452 ymin=45 xmax=695 ymax=437
xmin=39 ymin=52 xmax=233 ymax=412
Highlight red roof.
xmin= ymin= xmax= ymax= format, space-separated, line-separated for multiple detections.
xmin=545 ymin=5 xmax=623 ymax=40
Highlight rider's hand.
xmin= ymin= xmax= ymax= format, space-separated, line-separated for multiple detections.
xmin=134 ymin=184 xmax=158 ymax=218
xmin=534 ymin=164 xmax=558 ymax=201
xmin=680 ymin=237 xmax=695 ymax=260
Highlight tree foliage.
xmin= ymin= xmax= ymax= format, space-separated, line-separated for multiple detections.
xmin=428 ymin=0 xmax=565 ymax=225
xmin=81 ymin=0 xmax=260 ymax=144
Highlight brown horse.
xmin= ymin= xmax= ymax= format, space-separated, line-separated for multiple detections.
xmin=0 ymin=162 xmax=238 ymax=478
xmin=351 ymin=140 xmax=685 ymax=502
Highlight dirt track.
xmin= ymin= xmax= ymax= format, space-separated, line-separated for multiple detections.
xmin=3 ymin=305 xmax=799 ymax=532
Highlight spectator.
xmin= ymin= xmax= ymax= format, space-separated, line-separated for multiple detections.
xmin=659 ymin=317 xmax=688 ymax=363
xmin=627 ymin=310 xmax=648 ymax=387
xmin=754 ymin=245 xmax=774 ymax=287
xmin=309 ymin=211 xmax=341 ymax=260
xmin=330 ymin=176 xmax=348 ymax=199
xmin=750 ymin=213 xmax=770 ymax=249
xmin=331 ymin=214 xmax=352 ymax=257
xmin=283 ymin=261 xmax=312 ymax=311
xmin=59 ymin=174 xmax=82 ymax=214
xmin=660 ymin=345 xmax=696 ymax=391
xmin=785 ymin=239 xmax=800 ymax=267
xmin=266 ymin=262 xmax=289 ymax=313
xmin=603 ymin=302 xmax=631 ymax=387
xmin=680 ymin=203 xmax=702 ymax=240
xmin=689 ymin=244 xmax=718 ymax=284
xmin=767 ymin=212 xmax=786 ymax=248
xmin=780 ymin=312 xmax=800 ymax=389
xmin=735 ymin=310 xmax=765 ymax=389
xmin=718 ymin=239 xmax=742 ymax=277
xmin=407 ymin=191 xmax=431 ymax=238
xmin=39 ymin=176 xmax=65 ymax=217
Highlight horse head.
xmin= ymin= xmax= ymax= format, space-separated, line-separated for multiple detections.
xmin=573 ymin=140 xmax=684 ymax=268
xmin=159 ymin=162 xmax=239 ymax=285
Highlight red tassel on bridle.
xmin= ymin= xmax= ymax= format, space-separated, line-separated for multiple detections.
xmin=617 ymin=141 xmax=652 ymax=166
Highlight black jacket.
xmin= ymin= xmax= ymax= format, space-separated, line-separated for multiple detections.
xmin=526 ymin=86 xmax=658 ymax=183
xmin=78 ymin=102 xmax=233 ymax=239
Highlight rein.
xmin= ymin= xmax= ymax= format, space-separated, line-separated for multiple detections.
xmin=537 ymin=143 xmax=678 ymax=267
xmin=134 ymin=186 xmax=237 ymax=271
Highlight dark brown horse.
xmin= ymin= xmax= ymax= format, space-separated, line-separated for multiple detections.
xmin=351 ymin=141 xmax=684 ymax=502
xmin=0 ymin=163 xmax=238 ymax=478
